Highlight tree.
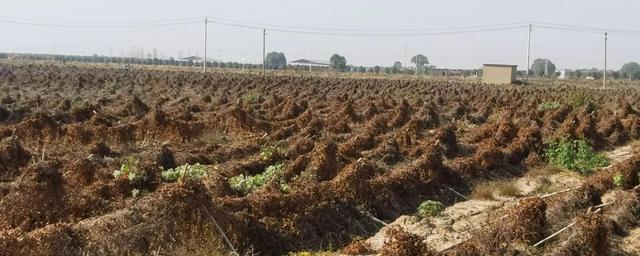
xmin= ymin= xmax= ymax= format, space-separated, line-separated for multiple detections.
xmin=620 ymin=62 xmax=640 ymax=80
xmin=265 ymin=52 xmax=287 ymax=70
xmin=392 ymin=61 xmax=402 ymax=73
xmin=531 ymin=58 xmax=556 ymax=77
xmin=411 ymin=54 xmax=429 ymax=69
xmin=574 ymin=70 xmax=582 ymax=78
xmin=330 ymin=54 xmax=347 ymax=71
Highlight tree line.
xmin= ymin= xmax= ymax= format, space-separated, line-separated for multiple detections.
xmin=530 ymin=58 xmax=640 ymax=80
xmin=4 ymin=52 xmax=639 ymax=80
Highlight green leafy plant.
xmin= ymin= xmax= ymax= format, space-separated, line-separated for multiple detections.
xmin=244 ymin=93 xmax=260 ymax=104
xmin=613 ymin=173 xmax=625 ymax=188
xmin=229 ymin=163 xmax=288 ymax=195
xmin=416 ymin=200 xmax=444 ymax=218
xmin=544 ymin=138 xmax=609 ymax=175
xmin=131 ymin=188 xmax=149 ymax=198
xmin=113 ymin=156 xmax=144 ymax=182
xmin=161 ymin=163 xmax=208 ymax=182
xmin=566 ymin=90 xmax=592 ymax=108
xmin=260 ymin=145 xmax=284 ymax=161
xmin=538 ymin=102 xmax=560 ymax=111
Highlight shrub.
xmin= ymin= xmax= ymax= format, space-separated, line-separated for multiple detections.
xmin=538 ymin=102 xmax=560 ymax=111
xmin=544 ymin=138 xmax=609 ymax=175
xmin=229 ymin=163 xmax=288 ymax=195
xmin=566 ymin=90 xmax=592 ymax=108
xmin=416 ymin=200 xmax=444 ymax=218
xmin=613 ymin=174 xmax=625 ymax=188
xmin=161 ymin=163 xmax=208 ymax=182
xmin=113 ymin=156 xmax=144 ymax=182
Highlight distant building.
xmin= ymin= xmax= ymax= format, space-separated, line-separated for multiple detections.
xmin=181 ymin=56 xmax=218 ymax=63
xmin=482 ymin=64 xmax=517 ymax=84
xmin=428 ymin=68 xmax=467 ymax=77
xmin=290 ymin=59 xmax=330 ymax=67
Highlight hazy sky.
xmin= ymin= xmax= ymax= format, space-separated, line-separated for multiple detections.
xmin=2 ymin=0 xmax=639 ymax=69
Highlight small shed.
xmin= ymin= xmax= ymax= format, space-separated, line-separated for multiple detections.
xmin=482 ymin=64 xmax=517 ymax=84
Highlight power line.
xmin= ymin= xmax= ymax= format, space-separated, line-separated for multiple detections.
xmin=3 ymin=15 xmax=640 ymax=38
xmin=0 ymin=17 xmax=201 ymax=28
xmin=207 ymin=19 xmax=528 ymax=36
xmin=0 ymin=16 xmax=202 ymax=25
xmin=208 ymin=17 xmax=528 ymax=32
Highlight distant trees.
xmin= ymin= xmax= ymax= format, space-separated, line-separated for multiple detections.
xmin=392 ymin=61 xmax=402 ymax=73
xmin=330 ymin=54 xmax=347 ymax=71
xmin=265 ymin=52 xmax=287 ymax=70
xmin=532 ymin=58 xmax=556 ymax=77
xmin=0 ymin=53 xmax=7 ymax=59
xmin=621 ymin=62 xmax=640 ymax=80
xmin=411 ymin=54 xmax=429 ymax=69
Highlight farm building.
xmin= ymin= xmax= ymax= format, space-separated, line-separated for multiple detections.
xmin=181 ymin=56 xmax=218 ymax=64
xmin=290 ymin=59 xmax=330 ymax=67
xmin=428 ymin=68 xmax=467 ymax=77
xmin=482 ymin=64 xmax=517 ymax=84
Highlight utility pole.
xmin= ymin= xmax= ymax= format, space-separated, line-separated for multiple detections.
xmin=603 ymin=32 xmax=608 ymax=89
xmin=545 ymin=59 xmax=549 ymax=77
xmin=203 ymin=17 xmax=208 ymax=73
xmin=218 ymin=50 xmax=221 ymax=68
xmin=262 ymin=29 xmax=266 ymax=74
xmin=526 ymin=23 xmax=532 ymax=81
xmin=309 ymin=52 xmax=312 ymax=72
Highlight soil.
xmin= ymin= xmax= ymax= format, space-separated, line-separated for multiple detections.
xmin=0 ymin=62 xmax=639 ymax=255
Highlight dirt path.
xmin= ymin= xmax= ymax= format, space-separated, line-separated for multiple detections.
xmin=621 ymin=227 xmax=640 ymax=255
xmin=364 ymin=144 xmax=638 ymax=252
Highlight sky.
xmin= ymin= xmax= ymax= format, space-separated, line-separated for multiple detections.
xmin=1 ymin=0 xmax=639 ymax=70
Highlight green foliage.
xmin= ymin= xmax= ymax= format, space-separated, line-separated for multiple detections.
xmin=161 ymin=163 xmax=208 ymax=182
xmin=260 ymin=145 xmax=284 ymax=161
xmin=621 ymin=62 xmax=640 ymax=80
xmin=330 ymin=54 xmax=347 ymax=72
xmin=566 ymin=90 xmax=594 ymax=109
xmin=531 ymin=58 xmax=556 ymax=77
xmin=131 ymin=188 xmax=149 ymax=198
xmin=411 ymin=54 xmax=429 ymax=69
xmin=229 ymin=163 xmax=288 ymax=195
xmin=613 ymin=173 xmax=625 ymax=188
xmin=416 ymin=200 xmax=444 ymax=218
xmin=265 ymin=52 xmax=287 ymax=70
xmin=538 ymin=102 xmax=560 ymax=111
xmin=544 ymin=138 xmax=609 ymax=175
xmin=244 ymin=93 xmax=260 ymax=104
xmin=113 ymin=156 xmax=144 ymax=182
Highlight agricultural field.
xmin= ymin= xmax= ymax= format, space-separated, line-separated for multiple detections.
xmin=0 ymin=62 xmax=640 ymax=256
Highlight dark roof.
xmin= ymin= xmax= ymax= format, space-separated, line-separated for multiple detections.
xmin=483 ymin=64 xmax=518 ymax=67
xmin=290 ymin=59 xmax=330 ymax=66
